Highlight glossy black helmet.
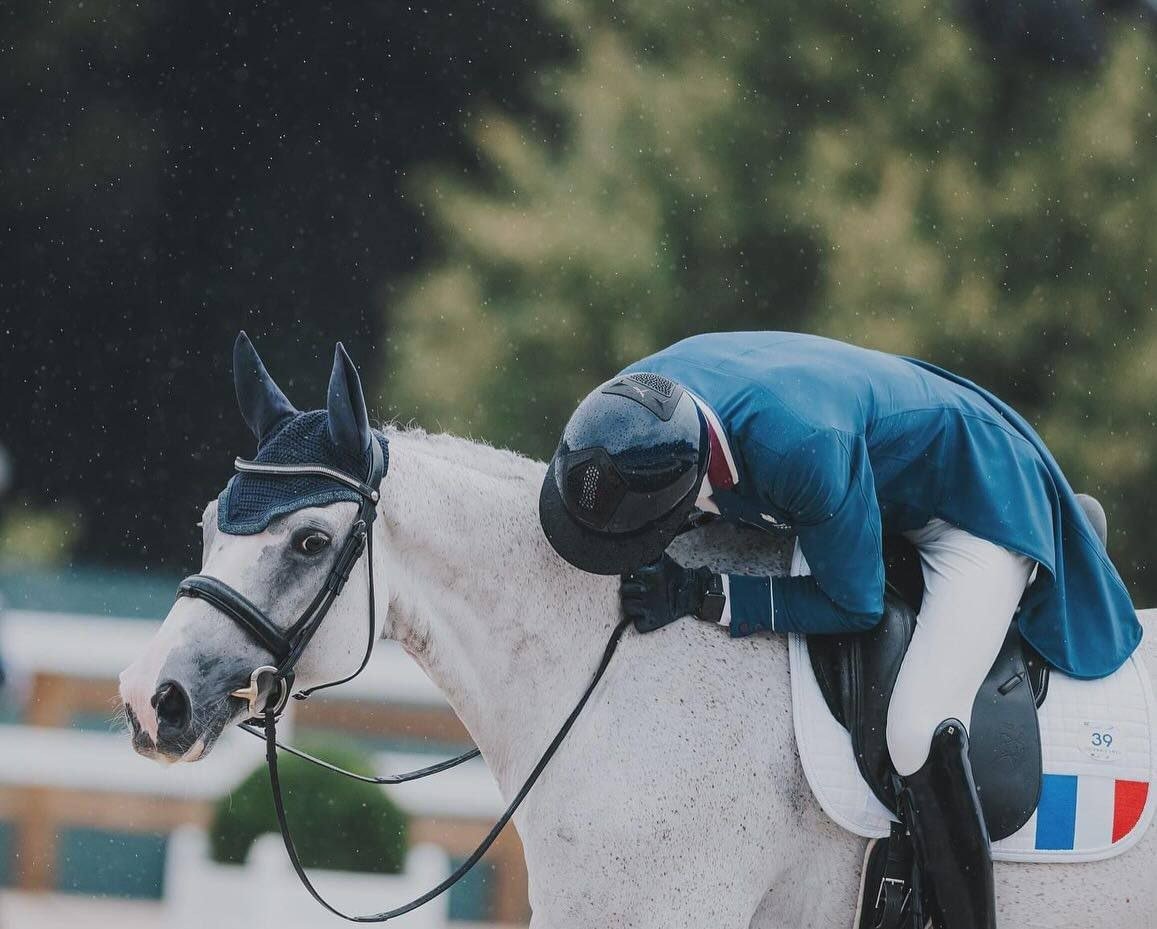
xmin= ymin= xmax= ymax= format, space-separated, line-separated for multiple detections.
xmin=539 ymin=372 xmax=708 ymax=574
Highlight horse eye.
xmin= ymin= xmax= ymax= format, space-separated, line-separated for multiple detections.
xmin=295 ymin=531 xmax=331 ymax=555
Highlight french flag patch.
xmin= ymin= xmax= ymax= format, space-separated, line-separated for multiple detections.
xmin=1034 ymin=775 xmax=1150 ymax=851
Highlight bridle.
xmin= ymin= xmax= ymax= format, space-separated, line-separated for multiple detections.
xmin=179 ymin=440 xmax=388 ymax=718
xmin=175 ymin=438 xmax=631 ymax=922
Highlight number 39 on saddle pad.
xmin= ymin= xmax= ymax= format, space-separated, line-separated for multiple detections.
xmin=789 ymin=545 xmax=1157 ymax=864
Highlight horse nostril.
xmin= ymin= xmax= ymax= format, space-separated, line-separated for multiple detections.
xmin=152 ymin=680 xmax=191 ymax=733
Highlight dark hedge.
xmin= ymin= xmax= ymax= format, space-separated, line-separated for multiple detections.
xmin=209 ymin=742 xmax=409 ymax=875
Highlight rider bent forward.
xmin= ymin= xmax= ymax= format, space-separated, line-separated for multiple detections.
xmin=538 ymin=331 xmax=1140 ymax=929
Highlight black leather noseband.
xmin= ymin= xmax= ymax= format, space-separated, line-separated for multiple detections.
xmin=177 ymin=574 xmax=293 ymax=663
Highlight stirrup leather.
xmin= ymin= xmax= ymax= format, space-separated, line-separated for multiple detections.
xmin=856 ymin=822 xmax=925 ymax=929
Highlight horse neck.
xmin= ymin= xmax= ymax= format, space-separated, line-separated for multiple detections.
xmin=376 ymin=429 xmax=620 ymax=791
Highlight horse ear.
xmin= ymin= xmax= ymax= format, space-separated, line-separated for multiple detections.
xmin=326 ymin=342 xmax=372 ymax=456
xmin=233 ymin=331 xmax=297 ymax=443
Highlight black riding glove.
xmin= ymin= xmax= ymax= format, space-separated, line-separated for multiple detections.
xmin=620 ymin=554 xmax=725 ymax=633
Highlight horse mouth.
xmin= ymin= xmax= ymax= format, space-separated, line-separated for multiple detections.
xmin=123 ymin=701 xmax=228 ymax=764
xmin=131 ymin=727 xmax=225 ymax=764
xmin=179 ymin=736 xmax=211 ymax=762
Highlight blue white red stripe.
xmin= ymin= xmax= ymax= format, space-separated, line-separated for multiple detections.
xmin=1033 ymin=774 xmax=1148 ymax=850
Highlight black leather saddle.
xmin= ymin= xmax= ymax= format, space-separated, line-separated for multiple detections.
xmin=807 ymin=536 xmax=1049 ymax=840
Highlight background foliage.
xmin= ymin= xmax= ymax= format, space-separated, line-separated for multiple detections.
xmin=0 ymin=0 xmax=563 ymax=572
xmin=383 ymin=0 xmax=1157 ymax=593
xmin=1 ymin=0 xmax=1154 ymax=601
xmin=210 ymin=743 xmax=409 ymax=874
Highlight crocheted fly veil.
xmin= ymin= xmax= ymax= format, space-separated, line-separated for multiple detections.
xmin=219 ymin=332 xmax=389 ymax=536
xmin=218 ymin=412 xmax=389 ymax=534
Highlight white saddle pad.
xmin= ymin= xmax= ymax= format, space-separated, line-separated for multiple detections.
xmin=787 ymin=545 xmax=1157 ymax=864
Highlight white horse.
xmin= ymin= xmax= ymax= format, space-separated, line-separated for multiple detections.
xmin=120 ymin=424 xmax=1157 ymax=928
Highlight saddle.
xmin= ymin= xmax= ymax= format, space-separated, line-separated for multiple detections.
xmin=806 ymin=536 xmax=1049 ymax=841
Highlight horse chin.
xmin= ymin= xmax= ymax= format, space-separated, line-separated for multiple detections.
xmin=179 ymin=735 xmax=211 ymax=763
xmin=170 ymin=713 xmax=233 ymax=764
xmin=128 ymin=711 xmax=230 ymax=765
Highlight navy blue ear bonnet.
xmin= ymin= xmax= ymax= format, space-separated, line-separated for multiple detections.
xmin=220 ymin=331 xmax=388 ymax=536
xmin=218 ymin=412 xmax=390 ymax=535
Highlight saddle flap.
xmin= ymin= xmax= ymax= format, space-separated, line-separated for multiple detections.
xmin=968 ymin=622 xmax=1043 ymax=838
xmin=805 ymin=537 xmax=1043 ymax=840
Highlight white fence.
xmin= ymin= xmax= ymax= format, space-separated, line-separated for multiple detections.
xmin=1 ymin=608 xmax=446 ymax=705
xmin=0 ymin=608 xmax=507 ymax=821
xmin=0 ymin=723 xmax=504 ymax=820
xmin=164 ymin=826 xmax=451 ymax=929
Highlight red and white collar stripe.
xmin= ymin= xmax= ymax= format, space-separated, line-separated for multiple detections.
xmin=688 ymin=392 xmax=738 ymax=491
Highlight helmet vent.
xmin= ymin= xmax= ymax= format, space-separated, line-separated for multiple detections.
xmin=561 ymin=450 xmax=628 ymax=530
xmin=579 ymin=463 xmax=600 ymax=511
xmin=626 ymin=372 xmax=676 ymax=398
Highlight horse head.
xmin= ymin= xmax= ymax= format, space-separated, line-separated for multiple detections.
xmin=119 ymin=333 xmax=389 ymax=762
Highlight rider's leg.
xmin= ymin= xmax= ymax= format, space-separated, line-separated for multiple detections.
xmin=886 ymin=518 xmax=1034 ymax=775
xmin=886 ymin=518 xmax=1035 ymax=929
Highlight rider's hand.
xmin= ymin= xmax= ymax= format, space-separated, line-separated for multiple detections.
xmin=620 ymin=554 xmax=722 ymax=632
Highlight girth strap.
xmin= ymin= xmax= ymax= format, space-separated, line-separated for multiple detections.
xmin=178 ymin=574 xmax=292 ymax=662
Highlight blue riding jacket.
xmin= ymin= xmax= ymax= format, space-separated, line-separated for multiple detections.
xmin=622 ymin=332 xmax=1140 ymax=680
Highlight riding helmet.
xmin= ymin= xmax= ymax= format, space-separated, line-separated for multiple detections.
xmin=538 ymin=372 xmax=708 ymax=575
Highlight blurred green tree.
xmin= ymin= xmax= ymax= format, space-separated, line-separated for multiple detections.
xmin=381 ymin=0 xmax=1156 ymax=597
xmin=0 ymin=500 xmax=81 ymax=567
xmin=211 ymin=743 xmax=408 ymax=874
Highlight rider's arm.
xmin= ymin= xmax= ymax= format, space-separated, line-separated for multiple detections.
xmin=723 ymin=574 xmax=882 ymax=634
xmin=726 ymin=427 xmax=885 ymax=637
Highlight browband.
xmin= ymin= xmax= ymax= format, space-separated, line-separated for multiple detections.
xmin=233 ymin=456 xmax=382 ymax=502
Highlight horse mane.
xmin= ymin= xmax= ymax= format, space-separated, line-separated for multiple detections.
xmin=380 ymin=422 xmax=546 ymax=485
xmin=380 ymin=420 xmax=792 ymax=576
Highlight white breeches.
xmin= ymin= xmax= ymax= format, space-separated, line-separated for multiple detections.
xmin=886 ymin=518 xmax=1036 ymax=776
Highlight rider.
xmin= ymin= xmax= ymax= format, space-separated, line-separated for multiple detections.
xmin=538 ymin=331 xmax=1140 ymax=929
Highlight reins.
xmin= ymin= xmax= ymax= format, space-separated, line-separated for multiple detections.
xmin=262 ymin=617 xmax=631 ymax=922
xmin=237 ymin=724 xmax=482 ymax=783
xmin=176 ymin=440 xmax=634 ymax=922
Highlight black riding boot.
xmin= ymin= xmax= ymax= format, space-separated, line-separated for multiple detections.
xmin=897 ymin=719 xmax=996 ymax=929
